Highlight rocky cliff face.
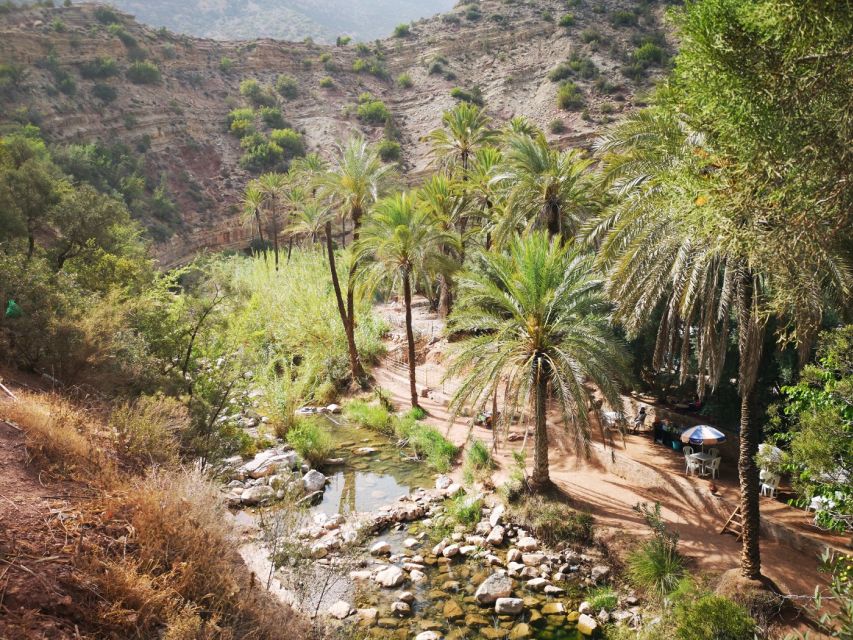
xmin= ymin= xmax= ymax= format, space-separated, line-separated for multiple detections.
xmin=0 ymin=1 xmax=671 ymax=265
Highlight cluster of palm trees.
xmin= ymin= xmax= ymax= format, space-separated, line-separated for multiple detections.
xmin=241 ymin=100 xmax=849 ymax=582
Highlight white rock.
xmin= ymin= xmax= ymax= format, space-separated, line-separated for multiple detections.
xmin=590 ymin=565 xmax=611 ymax=583
xmin=435 ymin=475 xmax=453 ymax=490
xmin=459 ymin=545 xmax=478 ymax=556
xmin=370 ymin=541 xmax=392 ymax=556
xmin=579 ymin=601 xmax=592 ymax=614
xmin=327 ymin=600 xmax=352 ymax=619
xmin=415 ymin=632 xmax=441 ymax=640
xmin=310 ymin=543 xmax=328 ymax=559
xmin=506 ymin=548 xmax=522 ymax=563
xmin=489 ymin=503 xmax=505 ymax=527
xmin=494 ymin=597 xmax=524 ymax=615
xmin=302 ymin=469 xmax=327 ymax=493
xmin=357 ymin=608 xmax=378 ymax=624
xmin=398 ymin=591 xmax=415 ymax=604
xmin=517 ymin=537 xmax=539 ymax=552
xmin=432 ymin=538 xmax=448 ymax=556
xmin=597 ymin=609 xmax=610 ymax=623
xmin=409 ymin=569 xmax=427 ymax=582
xmin=240 ymin=485 xmax=274 ymax=505
xmin=375 ymin=565 xmax=405 ymax=588
xmin=544 ymin=585 xmax=564 ymax=595
xmin=526 ymin=577 xmax=549 ymax=591
xmin=442 ymin=544 xmax=460 ymax=558
xmin=475 ymin=571 xmax=513 ymax=604
xmin=578 ymin=613 xmax=598 ymax=635
xmin=522 ymin=553 xmax=545 ymax=566
xmin=391 ymin=601 xmax=411 ymax=616
xmin=404 ymin=537 xmax=419 ymax=549
xmin=486 ymin=525 xmax=505 ymax=546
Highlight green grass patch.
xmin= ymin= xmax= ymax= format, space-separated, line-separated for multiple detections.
xmin=286 ymin=418 xmax=333 ymax=467
xmin=507 ymin=494 xmax=594 ymax=545
xmin=344 ymin=400 xmax=393 ymax=434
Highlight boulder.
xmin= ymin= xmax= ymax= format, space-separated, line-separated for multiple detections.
xmin=370 ymin=541 xmax=391 ymax=556
xmin=357 ymin=608 xmax=378 ymax=624
xmin=489 ymin=503 xmax=506 ymax=528
xmin=487 ymin=525 xmax=505 ymax=546
xmin=475 ymin=571 xmax=513 ymax=605
xmin=391 ymin=601 xmax=411 ymax=617
xmin=240 ymin=485 xmax=274 ymax=505
xmin=506 ymin=548 xmax=522 ymax=563
xmin=435 ymin=475 xmax=453 ymax=490
xmin=516 ymin=537 xmax=538 ymax=552
xmin=442 ymin=543 xmax=460 ymax=558
xmin=375 ymin=565 xmax=405 ymax=588
xmin=302 ymin=469 xmax=327 ymax=494
xmin=522 ymin=553 xmax=545 ymax=566
xmin=526 ymin=577 xmax=549 ymax=591
xmin=494 ymin=597 xmax=524 ymax=615
xmin=509 ymin=623 xmax=531 ymax=640
xmin=579 ymin=601 xmax=592 ymax=614
xmin=577 ymin=614 xmax=598 ymax=636
xmin=443 ymin=599 xmax=464 ymax=620
xmin=398 ymin=591 xmax=415 ymax=604
xmin=541 ymin=602 xmax=565 ymax=615
xmin=590 ymin=565 xmax=611 ymax=583
xmin=409 ymin=569 xmax=427 ymax=582
xmin=327 ymin=600 xmax=352 ymax=620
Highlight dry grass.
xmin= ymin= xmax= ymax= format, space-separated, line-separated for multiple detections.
xmin=2 ymin=392 xmax=312 ymax=640
xmin=1 ymin=391 xmax=117 ymax=485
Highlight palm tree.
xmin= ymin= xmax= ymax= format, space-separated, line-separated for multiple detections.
xmin=593 ymin=108 xmax=849 ymax=580
xmin=495 ymin=132 xmax=595 ymax=244
xmin=241 ymin=183 xmax=265 ymax=246
xmin=318 ymin=136 xmax=395 ymax=383
xmin=419 ymin=174 xmax=465 ymax=316
xmin=446 ymin=231 xmax=628 ymax=490
xmin=426 ymin=102 xmax=496 ymax=178
xmin=286 ymin=201 xmax=331 ymax=251
xmin=255 ymin=172 xmax=289 ymax=270
xmin=356 ymin=192 xmax=459 ymax=408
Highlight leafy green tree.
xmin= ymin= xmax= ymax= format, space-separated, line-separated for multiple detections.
xmin=356 ymin=192 xmax=459 ymax=407
xmin=447 ymin=232 xmax=628 ymax=489
xmin=318 ymin=137 xmax=395 ymax=383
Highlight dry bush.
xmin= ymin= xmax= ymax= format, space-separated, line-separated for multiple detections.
xmin=1 ymin=391 xmax=116 ymax=485
xmin=110 ymin=394 xmax=187 ymax=472
xmin=113 ymin=467 xmax=310 ymax=640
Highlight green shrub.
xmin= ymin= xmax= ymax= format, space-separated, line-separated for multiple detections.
xmin=450 ymin=86 xmax=484 ymax=106
xmin=356 ymin=95 xmax=390 ymax=125
xmin=467 ymin=440 xmax=493 ymax=471
xmin=377 ymin=139 xmax=401 ymax=162
xmin=287 ymin=419 xmax=333 ymax=467
xmin=80 ymin=56 xmax=119 ymax=79
xmin=92 ymin=83 xmax=117 ymax=103
xmin=319 ymin=76 xmax=334 ymax=89
xmin=396 ymin=419 xmax=457 ymax=472
xmin=556 ymin=81 xmax=584 ymax=110
xmin=269 ymin=128 xmax=305 ymax=157
xmin=427 ymin=60 xmax=444 ymax=75
xmin=405 ymin=406 xmax=427 ymax=421
xmin=610 ymin=9 xmax=638 ymax=27
xmin=558 ymin=13 xmax=575 ymax=27
xmin=219 ymin=57 xmax=234 ymax=73
xmin=628 ymin=537 xmax=684 ymax=597
xmin=508 ymin=494 xmax=594 ymax=545
xmin=634 ymin=42 xmax=666 ymax=67
xmin=227 ymin=108 xmax=255 ymax=136
xmin=239 ymin=136 xmax=283 ymax=172
xmin=396 ymin=72 xmax=413 ymax=89
xmin=108 ymin=23 xmax=137 ymax=48
xmin=275 ymin=74 xmax=298 ymax=99
xmin=446 ymin=493 xmax=483 ymax=526
xmin=580 ymin=28 xmax=601 ymax=43
xmin=548 ymin=55 xmax=598 ymax=82
xmin=675 ymin=595 xmax=756 ymax=640
xmin=393 ymin=23 xmax=411 ymax=37
xmin=588 ymin=586 xmax=618 ymax=611
xmin=240 ymin=79 xmax=276 ymax=107
xmin=94 ymin=6 xmax=119 ymax=24
xmin=126 ymin=60 xmax=160 ymax=84
xmin=336 ymin=36 xmax=351 ymax=46
xmin=465 ymin=6 xmax=481 ymax=20
xmin=344 ymin=400 xmax=393 ymax=434
xmin=549 ymin=119 xmax=566 ymax=134
xmin=259 ymin=106 xmax=286 ymax=129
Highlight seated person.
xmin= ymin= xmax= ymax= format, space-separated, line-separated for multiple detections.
xmin=632 ymin=406 xmax=648 ymax=433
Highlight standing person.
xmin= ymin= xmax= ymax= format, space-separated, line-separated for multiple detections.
xmin=632 ymin=406 xmax=647 ymax=434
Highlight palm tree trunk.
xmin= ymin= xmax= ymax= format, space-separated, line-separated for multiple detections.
xmin=287 ymin=237 xmax=293 ymax=262
xmin=272 ymin=203 xmax=280 ymax=271
xmin=738 ymin=385 xmax=762 ymax=579
xmin=325 ymin=221 xmax=364 ymax=382
xmin=531 ymin=359 xmax=550 ymax=490
xmin=255 ymin=212 xmax=265 ymax=244
xmin=403 ymin=269 xmax=419 ymax=409
xmin=438 ymin=274 xmax=453 ymax=317
xmin=345 ymin=206 xmax=365 ymax=382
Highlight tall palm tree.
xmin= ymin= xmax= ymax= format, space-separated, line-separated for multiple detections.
xmin=286 ymin=201 xmax=331 ymax=251
xmin=318 ymin=136 xmax=395 ymax=383
xmin=255 ymin=172 xmax=289 ymax=270
xmin=419 ymin=174 xmax=466 ymax=316
xmin=494 ymin=133 xmax=595 ymax=244
xmin=446 ymin=231 xmax=628 ymax=490
xmin=356 ymin=192 xmax=459 ymax=408
xmin=593 ymin=108 xmax=849 ymax=580
xmin=426 ymin=102 xmax=496 ymax=178
xmin=241 ymin=183 xmax=265 ymax=246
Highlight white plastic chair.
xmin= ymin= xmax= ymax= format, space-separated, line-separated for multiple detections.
xmin=683 ymin=446 xmax=694 ymax=457
xmin=706 ymin=457 xmax=721 ymax=479
xmin=686 ymin=454 xmax=702 ymax=476
xmin=708 ymin=448 xmax=719 ymax=459
xmin=760 ymin=474 xmax=780 ymax=498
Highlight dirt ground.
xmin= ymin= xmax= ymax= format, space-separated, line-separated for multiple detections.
xmin=374 ymin=297 xmax=841 ymax=639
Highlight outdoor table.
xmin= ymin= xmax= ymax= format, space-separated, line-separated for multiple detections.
xmin=689 ymin=452 xmax=714 ymax=475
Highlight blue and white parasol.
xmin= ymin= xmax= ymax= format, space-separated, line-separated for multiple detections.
xmin=680 ymin=425 xmax=726 ymax=446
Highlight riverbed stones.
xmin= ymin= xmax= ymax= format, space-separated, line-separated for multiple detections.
xmin=481 ymin=629 xmax=509 ymax=639
xmin=487 ymin=525 xmax=505 ymax=546
xmin=490 ymin=503 xmax=505 ymax=527
xmin=508 ymin=623 xmax=531 ymax=639
xmin=506 ymin=548 xmax=522 ymax=563
xmin=442 ymin=543 xmax=460 ymax=558
xmin=517 ymin=537 xmax=538 ymax=552
xmin=435 ymin=475 xmax=453 ymax=490
xmin=541 ymin=602 xmax=565 ymax=615
xmin=302 ymin=469 xmax=327 ymax=493
xmin=494 ymin=597 xmax=524 ymax=615
xmin=243 ymin=450 xmax=297 ymax=479
xmin=443 ymin=599 xmax=464 ymax=620
xmin=391 ymin=601 xmax=411 ymax=617
xmin=240 ymin=485 xmax=274 ymax=505
xmin=579 ymin=601 xmax=592 ymax=614
xmin=356 ymin=608 xmax=378 ymax=624
xmin=590 ymin=565 xmax=611 ymax=583
xmin=474 ymin=571 xmax=513 ymax=604
xmin=525 ymin=577 xmax=549 ymax=591
xmin=327 ymin=600 xmax=353 ymax=620
xmin=578 ymin=613 xmax=599 ymax=635
xmin=521 ymin=553 xmax=545 ymax=566
xmin=410 ymin=569 xmax=427 ymax=582
xmin=375 ymin=565 xmax=405 ymax=588
xmin=370 ymin=541 xmax=391 ymax=556
xmin=415 ymin=632 xmax=441 ymax=640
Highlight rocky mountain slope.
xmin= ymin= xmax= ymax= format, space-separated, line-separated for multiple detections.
xmin=70 ymin=0 xmax=457 ymax=44
xmin=0 ymin=1 xmax=672 ymax=265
